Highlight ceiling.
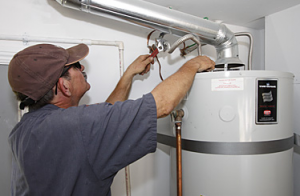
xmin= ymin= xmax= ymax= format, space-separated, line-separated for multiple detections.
xmin=144 ymin=0 xmax=300 ymax=29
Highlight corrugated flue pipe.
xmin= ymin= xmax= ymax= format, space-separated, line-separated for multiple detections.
xmin=55 ymin=0 xmax=244 ymax=67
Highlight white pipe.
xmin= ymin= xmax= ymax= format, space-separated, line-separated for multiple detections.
xmin=0 ymin=34 xmax=131 ymax=196
xmin=0 ymin=34 xmax=122 ymax=47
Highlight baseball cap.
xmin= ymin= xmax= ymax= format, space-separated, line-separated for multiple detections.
xmin=8 ymin=43 xmax=89 ymax=102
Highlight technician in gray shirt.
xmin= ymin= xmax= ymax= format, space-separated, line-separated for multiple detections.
xmin=7 ymin=43 xmax=215 ymax=196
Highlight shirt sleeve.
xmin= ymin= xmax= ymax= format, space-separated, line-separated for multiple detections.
xmin=77 ymin=93 xmax=157 ymax=180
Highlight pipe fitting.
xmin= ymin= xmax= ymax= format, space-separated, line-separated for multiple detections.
xmin=172 ymin=109 xmax=184 ymax=123
xmin=172 ymin=109 xmax=184 ymax=196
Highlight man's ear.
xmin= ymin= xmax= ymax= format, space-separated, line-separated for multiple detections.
xmin=57 ymin=78 xmax=71 ymax=97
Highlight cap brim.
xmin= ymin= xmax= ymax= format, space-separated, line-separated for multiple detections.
xmin=65 ymin=43 xmax=89 ymax=66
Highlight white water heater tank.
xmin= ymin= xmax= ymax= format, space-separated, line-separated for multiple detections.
xmin=165 ymin=70 xmax=294 ymax=196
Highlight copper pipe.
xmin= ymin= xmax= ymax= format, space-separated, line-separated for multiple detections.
xmin=173 ymin=109 xmax=184 ymax=196
xmin=176 ymin=123 xmax=182 ymax=196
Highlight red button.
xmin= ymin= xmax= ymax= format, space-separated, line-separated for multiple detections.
xmin=264 ymin=110 xmax=271 ymax=116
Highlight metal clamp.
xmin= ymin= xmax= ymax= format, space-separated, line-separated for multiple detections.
xmin=155 ymin=33 xmax=170 ymax=52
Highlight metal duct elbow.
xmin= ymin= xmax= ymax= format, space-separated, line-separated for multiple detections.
xmin=56 ymin=0 xmax=244 ymax=67
xmin=214 ymin=24 xmax=243 ymax=66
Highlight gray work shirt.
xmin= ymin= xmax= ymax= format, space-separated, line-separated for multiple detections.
xmin=9 ymin=93 xmax=157 ymax=196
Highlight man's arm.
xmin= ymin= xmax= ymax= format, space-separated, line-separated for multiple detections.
xmin=151 ymin=55 xmax=215 ymax=118
xmin=106 ymin=55 xmax=153 ymax=104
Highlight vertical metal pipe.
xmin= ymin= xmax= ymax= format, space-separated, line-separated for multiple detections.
xmin=176 ymin=123 xmax=182 ymax=196
xmin=234 ymin=32 xmax=253 ymax=70
xmin=173 ymin=109 xmax=184 ymax=196
xmin=216 ymin=32 xmax=253 ymax=70
xmin=125 ymin=166 xmax=131 ymax=196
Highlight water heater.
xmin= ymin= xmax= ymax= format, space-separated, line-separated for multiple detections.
xmin=159 ymin=70 xmax=294 ymax=196
xmin=55 ymin=1 xmax=294 ymax=194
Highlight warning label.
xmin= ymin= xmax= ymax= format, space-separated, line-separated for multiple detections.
xmin=211 ymin=78 xmax=244 ymax=91
xmin=256 ymin=79 xmax=277 ymax=124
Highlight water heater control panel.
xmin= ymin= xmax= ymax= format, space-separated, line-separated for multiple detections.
xmin=256 ymin=79 xmax=278 ymax=124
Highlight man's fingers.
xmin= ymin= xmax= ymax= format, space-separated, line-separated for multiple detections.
xmin=139 ymin=64 xmax=151 ymax=75
xmin=144 ymin=56 xmax=154 ymax=65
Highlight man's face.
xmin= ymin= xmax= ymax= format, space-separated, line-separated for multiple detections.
xmin=68 ymin=64 xmax=90 ymax=101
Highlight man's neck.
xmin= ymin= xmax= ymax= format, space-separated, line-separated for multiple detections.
xmin=51 ymin=94 xmax=79 ymax=109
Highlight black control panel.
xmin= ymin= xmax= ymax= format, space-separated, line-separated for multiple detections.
xmin=256 ymin=79 xmax=278 ymax=124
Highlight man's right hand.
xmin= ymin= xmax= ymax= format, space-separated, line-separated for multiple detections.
xmin=126 ymin=55 xmax=154 ymax=77
xmin=185 ymin=55 xmax=215 ymax=73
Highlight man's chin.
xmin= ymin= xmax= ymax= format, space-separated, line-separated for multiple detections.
xmin=86 ymin=82 xmax=91 ymax=91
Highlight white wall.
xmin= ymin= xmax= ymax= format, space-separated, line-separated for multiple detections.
xmin=0 ymin=0 xmax=264 ymax=195
xmin=0 ymin=65 xmax=17 ymax=196
xmin=265 ymin=4 xmax=300 ymax=196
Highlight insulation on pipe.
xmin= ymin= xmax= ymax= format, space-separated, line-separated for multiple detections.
xmin=168 ymin=34 xmax=202 ymax=56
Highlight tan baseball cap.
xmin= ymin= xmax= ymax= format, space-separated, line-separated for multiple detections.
xmin=8 ymin=43 xmax=89 ymax=101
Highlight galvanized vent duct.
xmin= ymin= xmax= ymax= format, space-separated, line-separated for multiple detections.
xmin=56 ymin=0 xmax=244 ymax=67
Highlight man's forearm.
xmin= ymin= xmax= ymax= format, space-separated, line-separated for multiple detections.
xmin=105 ymin=55 xmax=153 ymax=104
xmin=151 ymin=56 xmax=215 ymax=118
xmin=151 ymin=63 xmax=198 ymax=118
xmin=105 ymin=71 xmax=134 ymax=104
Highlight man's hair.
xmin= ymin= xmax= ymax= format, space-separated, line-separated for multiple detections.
xmin=14 ymin=72 xmax=71 ymax=111
xmin=14 ymin=89 xmax=54 ymax=111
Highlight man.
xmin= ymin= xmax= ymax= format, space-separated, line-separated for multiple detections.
xmin=8 ymin=43 xmax=215 ymax=196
